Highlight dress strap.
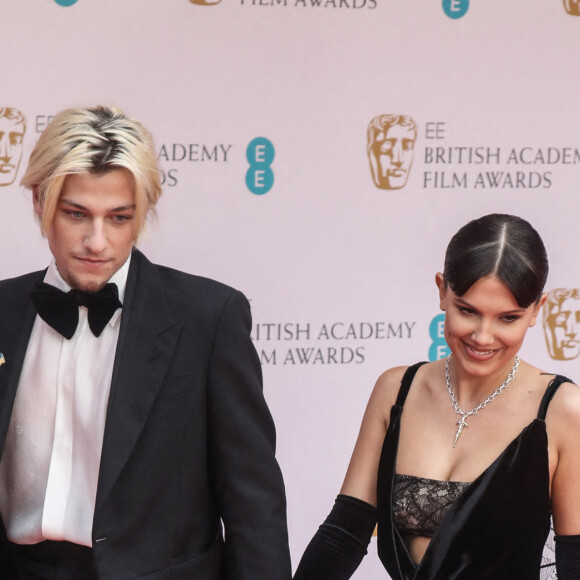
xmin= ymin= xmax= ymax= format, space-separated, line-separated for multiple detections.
xmin=537 ymin=374 xmax=575 ymax=420
xmin=395 ymin=361 xmax=428 ymax=407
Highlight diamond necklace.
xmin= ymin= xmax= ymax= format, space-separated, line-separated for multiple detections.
xmin=446 ymin=354 xmax=520 ymax=448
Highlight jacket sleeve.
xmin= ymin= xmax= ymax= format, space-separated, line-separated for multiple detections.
xmin=207 ymin=289 xmax=291 ymax=579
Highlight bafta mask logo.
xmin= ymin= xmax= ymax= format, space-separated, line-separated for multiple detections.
xmin=189 ymin=0 xmax=222 ymax=5
xmin=0 ymin=108 xmax=26 ymax=187
xmin=542 ymin=288 xmax=580 ymax=360
xmin=564 ymin=0 xmax=580 ymax=15
xmin=367 ymin=114 xmax=417 ymax=190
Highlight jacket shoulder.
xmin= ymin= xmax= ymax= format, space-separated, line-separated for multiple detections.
xmin=155 ymin=264 xmax=238 ymax=298
xmin=0 ymin=270 xmax=45 ymax=306
xmin=0 ymin=269 xmax=45 ymax=288
xmin=132 ymin=251 xmax=247 ymax=316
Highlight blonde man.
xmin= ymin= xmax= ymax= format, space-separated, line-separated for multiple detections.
xmin=0 ymin=106 xmax=290 ymax=580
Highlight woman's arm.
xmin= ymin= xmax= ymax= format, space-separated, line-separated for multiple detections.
xmin=340 ymin=366 xmax=407 ymax=505
xmin=293 ymin=367 xmax=406 ymax=580
xmin=547 ymin=381 xmax=580 ymax=578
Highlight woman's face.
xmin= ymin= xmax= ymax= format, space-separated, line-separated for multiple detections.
xmin=436 ymin=274 xmax=547 ymax=380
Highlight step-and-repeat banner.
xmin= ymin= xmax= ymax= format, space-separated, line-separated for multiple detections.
xmin=2 ymin=1 xmax=579 ymax=577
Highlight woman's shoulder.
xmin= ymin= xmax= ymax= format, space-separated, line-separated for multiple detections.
xmin=517 ymin=361 xmax=578 ymax=414
xmin=545 ymin=374 xmax=580 ymax=424
xmin=372 ymin=360 xmax=440 ymax=410
xmin=530 ymin=366 xmax=580 ymax=452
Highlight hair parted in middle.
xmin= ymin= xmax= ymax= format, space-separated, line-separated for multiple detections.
xmin=443 ymin=213 xmax=549 ymax=308
xmin=20 ymin=105 xmax=162 ymax=237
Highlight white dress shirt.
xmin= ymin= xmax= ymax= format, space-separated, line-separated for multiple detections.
xmin=0 ymin=256 xmax=130 ymax=547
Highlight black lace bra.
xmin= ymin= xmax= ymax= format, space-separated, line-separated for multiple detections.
xmin=392 ymin=474 xmax=471 ymax=538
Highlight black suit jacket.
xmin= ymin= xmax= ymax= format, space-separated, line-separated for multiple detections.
xmin=0 ymin=250 xmax=291 ymax=579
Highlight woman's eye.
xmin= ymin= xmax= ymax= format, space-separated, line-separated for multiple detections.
xmin=501 ymin=315 xmax=520 ymax=323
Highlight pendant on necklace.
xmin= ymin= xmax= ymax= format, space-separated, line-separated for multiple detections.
xmin=453 ymin=415 xmax=468 ymax=448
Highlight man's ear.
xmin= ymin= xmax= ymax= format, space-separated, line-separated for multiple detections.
xmin=435 ymin=272 xmax=447 ymax=311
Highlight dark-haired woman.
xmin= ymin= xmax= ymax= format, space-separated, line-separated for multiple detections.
xmin=294 ymin=214 xmax=580 ymax=580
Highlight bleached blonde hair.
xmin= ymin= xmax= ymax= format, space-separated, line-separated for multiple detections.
xmin=21 ymin=105 xmax=162 ymax=237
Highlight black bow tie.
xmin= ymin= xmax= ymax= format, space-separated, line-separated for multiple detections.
xmin=30 ymin=282 xmax=122 ymax=339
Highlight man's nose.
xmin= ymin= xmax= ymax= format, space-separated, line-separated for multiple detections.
xmin=84 ymin=221 xmax=107 ymax=253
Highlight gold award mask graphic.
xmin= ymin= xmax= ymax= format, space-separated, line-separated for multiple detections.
xmin=564 ymin=0 xmax=580 ymax=15
xmin=0 ymin=108 xmax=26 ymax=187
xmin=367 ymin=114 xmax=417 ymax=190
xmin=189 ymin=0 xmax=222 ymax=5
xmin=542 ymin=288 xmax=580 ymax=360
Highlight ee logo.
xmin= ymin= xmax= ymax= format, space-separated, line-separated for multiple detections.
xmin=246 ymin=137 xmax=275 ymax=195
xmin=442 ymin=0 xmax=469 ymax=19
xmin=428 ymin=313 xmax=450 ymax=361
xmin=54 ymin=0 xmax=79 ymax=5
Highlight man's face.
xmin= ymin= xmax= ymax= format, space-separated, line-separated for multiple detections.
xmin=0 ymin=116 xmax=25 ymax=186
xmin=369 ymin=123 xmax=415 ymax=189
xmin=543 ymin=293 xmax=580 ymax=360
xmin=36 ymin=169 xmax=138 ymax=292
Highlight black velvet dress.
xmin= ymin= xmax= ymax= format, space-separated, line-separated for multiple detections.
xmin=377 ymin=362 xmax=570 ymax=580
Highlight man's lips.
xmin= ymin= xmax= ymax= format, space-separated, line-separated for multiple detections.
xmin=74 ymin=257 xmax=111 ymax=268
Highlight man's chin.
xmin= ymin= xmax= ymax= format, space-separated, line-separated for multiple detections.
xmin=67 ymin=275 xmax=110 ymax=293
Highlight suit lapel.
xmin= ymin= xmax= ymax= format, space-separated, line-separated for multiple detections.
xmin=95 ymin=250 xmax=181 ymax=508
xmin=0 ymin=272 xmax=44 ymax=457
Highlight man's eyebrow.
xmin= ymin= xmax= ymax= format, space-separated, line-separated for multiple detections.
xmin=58 ymin=198 xmax=137 ymax=212
xmin=109 ymin=204 xmax=137 ymax=212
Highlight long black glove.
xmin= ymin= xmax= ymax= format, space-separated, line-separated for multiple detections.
xmin=556 ymin=534 xmax=580 ymax=579
xmin=293 ymin=494 xmax=377 ymax=580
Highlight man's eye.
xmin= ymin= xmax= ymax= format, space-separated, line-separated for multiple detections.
xmin=112 ymin=215 xmax=131 ymax=223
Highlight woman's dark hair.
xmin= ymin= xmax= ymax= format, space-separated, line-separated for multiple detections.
xmin=443 ymin=214 xmax=548 ymax=308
